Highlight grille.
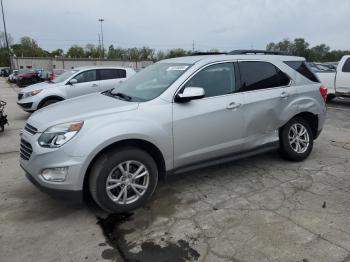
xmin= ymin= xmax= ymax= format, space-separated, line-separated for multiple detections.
xmin=20 ymin=139 xmax=33 ymax=160
xmin=18 ymin=93 xmax=23 ymax=100
xmin=24 ymin=123 xmax=37 ymax=135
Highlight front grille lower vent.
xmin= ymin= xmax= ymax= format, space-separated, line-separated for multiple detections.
xmin=20 ymin=139 xmax=33 ymax=160
xmin=24 ymin=123 xmax=38 ymax=135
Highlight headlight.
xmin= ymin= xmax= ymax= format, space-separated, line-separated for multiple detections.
xmin=38 ymin=121 xmax=84 ymax=148
xmin=23 ymin=89 xmax=43 ymax=98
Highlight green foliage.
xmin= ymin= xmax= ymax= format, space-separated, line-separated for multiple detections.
xmin=11 ymin=36 xmax=49 ymax=57
xmin=266 ymin=38 xmax=350 ymax=62
xmin=66 ymin=45 xmax=85 ymax=58
xmin=1 ymin=31 xmax=349 ymax=67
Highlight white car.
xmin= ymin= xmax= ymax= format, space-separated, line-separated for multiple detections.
xmin=17 ymin=66 xmax=136 ymax=112
xmin=316 ymin=55 xmax=350 ymax=101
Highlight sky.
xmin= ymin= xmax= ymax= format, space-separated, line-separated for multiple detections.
xmin=3 ymin=0 xmax=350 ymax=52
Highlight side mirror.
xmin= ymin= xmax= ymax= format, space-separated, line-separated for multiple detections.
xmin=68 ymin=78 xmax=78 ymax=85
xmin=175 ymin=87 xmax=205 ymax=103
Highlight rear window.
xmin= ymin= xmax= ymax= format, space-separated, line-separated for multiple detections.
xmin=99 ymin=69 xmax=127 ymax=80
xmin=284 ymin=61 xmax=320 ymax=83
xmin=238 ymin=61 xmax=290 ymax=92
xmin=342 ymin=58 xmax=350 ymax=73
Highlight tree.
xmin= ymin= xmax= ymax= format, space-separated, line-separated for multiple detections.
xmin=51 ymin=48 xmax=64 ymax=57
xmin=67 ymin=45 xmax=85 ymax=58
xmin=11 ymin=36 xmax=49 ymax=57
xmin=291 ymin=38 xmax=309 ymax=58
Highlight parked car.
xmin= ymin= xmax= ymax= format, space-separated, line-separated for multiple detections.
xmin=20 ymin=51 xmax=327 ymax=213
xmin=17 ymin=66 xmax=136 ymax=112
xmin=50 ymin=69 xmax=67 ymax=81
xmin=16 ymin=70 xmax=41 ymax=87
xmin=315 ymin=55 xmax=350 ymax=101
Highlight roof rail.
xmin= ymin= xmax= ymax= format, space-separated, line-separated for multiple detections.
xmin=191 ymin=52 xmax=227 ymax=56
xmin=228 ymin=49 xmax=289 ymax=56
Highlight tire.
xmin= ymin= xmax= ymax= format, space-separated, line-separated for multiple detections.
xmin=279 ymin=117 xmax=314 ymax=161
xmin=326 ymin=94 xmax=335 ymax=103
xmin=39 ymin=99 xmax=60 ymax=109
xmin=89 ymin=147 xmax=158 ymax=213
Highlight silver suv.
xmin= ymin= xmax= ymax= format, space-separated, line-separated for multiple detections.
xmin=17 ymin=66 xmax=136 ymax=112
xmin=19 ymin=51 xmax=327 ymax=213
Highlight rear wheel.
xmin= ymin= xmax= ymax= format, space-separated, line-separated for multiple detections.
xmin=89 ymin=147 xmax=158 ymax=213
xmin=279 ymin=117 xmax=314 ymax=161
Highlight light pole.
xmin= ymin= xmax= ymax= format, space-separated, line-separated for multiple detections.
xmin=98 ymin=18 xmax=104 ymax=58
xmin=0 ymin=0 xmax=11 ymax=70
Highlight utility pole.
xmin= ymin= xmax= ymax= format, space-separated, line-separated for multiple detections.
xmin=0 ymin=0 xmax=11 ymax=70
xmin=98 ymin=33 xmax=101 ymax=58
xmin=192 ymin=40 xmax=195 ymax=53
xmin=98 ymin=18 xmax=104 ymax=58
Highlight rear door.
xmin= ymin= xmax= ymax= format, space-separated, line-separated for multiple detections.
xmin=66 ymin=69 xmax=99 ymax=98
xmin=237 ymin=61 xmax=293 ymax=150
xmin=335 ymin=57 xmax=350 ymax=94
xmin=98 ymin=69 xmax=127 ymax=92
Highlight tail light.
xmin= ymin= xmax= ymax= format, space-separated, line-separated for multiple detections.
xmin=319 ymin=85 xmax=328 ymax=102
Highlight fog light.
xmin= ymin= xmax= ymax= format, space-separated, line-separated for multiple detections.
xmin=41 ymin=167 xmax=68 ymax=182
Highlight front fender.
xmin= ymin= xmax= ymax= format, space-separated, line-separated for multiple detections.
xmin=63 ymin=117 xmax=173 ymax=180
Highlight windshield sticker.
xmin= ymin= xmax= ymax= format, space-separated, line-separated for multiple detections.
xmin=166 ymin=66 xmax=189 ymax=71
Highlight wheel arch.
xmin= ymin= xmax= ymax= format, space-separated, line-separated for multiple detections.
xmin=38 ymin=95 xmax=65 ymax=109
xmin=83 ymin=138 xmax=167 ymax=199
xmin=287 ymin=112 xmax=319 ymax=139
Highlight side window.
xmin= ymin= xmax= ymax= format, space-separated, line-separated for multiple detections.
xmin=184 ymin=63 xmax=235 ymax=98
xmin=99 ymin=69 xmax=126 ymax=80
xmin=342 ymin=58 xmax=350 ymax=73
xmin=238 ymin=61 xmax=289 ymax=92
xmin=284 ymin=61 xmax=320 ymax=82
xmin=73 ymin=70 xmax=97 ymax=83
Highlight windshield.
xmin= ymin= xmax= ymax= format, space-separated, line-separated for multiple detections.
xmin=111 ymin=63 xmax=191 ymax=101
xmin=52 ymin=70 xmax=78 ymax=83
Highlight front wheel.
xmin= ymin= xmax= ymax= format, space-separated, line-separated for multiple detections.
xmin=279 ymin=117 xmax=314 ymax=161
xmin=89 ymin=147 xmax=158 ymax=213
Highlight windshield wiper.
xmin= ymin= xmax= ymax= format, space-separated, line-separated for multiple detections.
xmin=103 ymin=89 xmax=132 ymax=101
xmin=113 ymin=92 xmax=132 ymax=101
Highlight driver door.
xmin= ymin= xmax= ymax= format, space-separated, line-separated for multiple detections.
xmin=66 ymin=69 xmax=100 ymax=98
xmin=172 ymin=62 xmax=245 ymax=168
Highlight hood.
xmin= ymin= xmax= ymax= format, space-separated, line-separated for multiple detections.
xmin=19 ymin=81 xmax=63 ymax=93
xmin=28 ymin=93 xmax=139 ymax=132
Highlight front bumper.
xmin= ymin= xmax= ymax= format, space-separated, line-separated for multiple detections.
xmin=24 ymin=170 xmax=83 ymax=203
xmin=19 ymin=130 xmax=88 ymax=202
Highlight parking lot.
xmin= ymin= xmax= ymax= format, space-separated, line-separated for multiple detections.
xmin=1 ymin=78 xmax=350 ymax=262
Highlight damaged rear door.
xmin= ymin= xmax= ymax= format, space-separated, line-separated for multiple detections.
xmin=237 ymin=60 xmax=295 ymax=150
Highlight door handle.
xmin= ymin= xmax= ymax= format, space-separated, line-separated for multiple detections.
xmin=227 ymin=102 xmax=242 ymax=110
xmin=280 ymin=92 xmax=289 ymax=98
xmin=91 ymin=84 xmax=98 ymax=87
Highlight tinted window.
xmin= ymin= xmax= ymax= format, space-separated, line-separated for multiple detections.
xmin=184 ymin=63 xmax=235 ymax=98
xmin=73 ymin=70 xmax=97 ymax=83
xmin=99 ymin=69 xmax=126 ymax=80
xmin=284 ymin=61 xmax=320 ymax=82
xmin=342 ymin=58 xmax=350 ymax=73
xmin=238 ymin=61 xmax=289 ymax=91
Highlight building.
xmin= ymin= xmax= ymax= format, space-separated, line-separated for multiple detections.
xmin=10 ymin=56 xmax=153 ymax=71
